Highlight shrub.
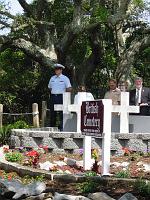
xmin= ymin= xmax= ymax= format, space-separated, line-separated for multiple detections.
xmin=10 ymin=120 xmax=30 ymax=129
xmin=77 ymin=180 xmax=99 ymax=193
xmin=85 ymin=171 xmax=97 ymax=177
xmin=77 ymin=171 xmax=98 ymax=193
xmin=129 ymin=153 xmax=140 ymax=161
xmin=134 ymin=178 xmax=150 ymax=196
xmin=0 ymin=120 xmax=30 ymax=145
xmin=22 ymin=175 xmax=45 ymax=184
xmin=0 ymin=125 xmax=12 ymax=145
xmin=5 ymin=152 xmax=23 ymax=162
xmin=115 ymin=170 xmax=130 ymax=178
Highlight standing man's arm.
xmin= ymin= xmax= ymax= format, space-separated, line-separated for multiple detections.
xmin=48 ymin=78 xmax=52 ymax=93
xmin=66 ymin=87 xmax=72 ymax=92
xmin=65 ymin=77 xmax=72 ymax=92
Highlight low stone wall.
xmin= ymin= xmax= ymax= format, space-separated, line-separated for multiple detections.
xmin=10 ymin=128 xmax=150 ymax=155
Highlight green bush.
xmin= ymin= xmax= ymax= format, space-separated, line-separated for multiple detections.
xmin=0 ymin=125 xmax=12 ymax=145
xmin=77 ymin=171 xmax=98 ymax=193
xmin=115 ymin=170 xmax=130 ymax=178
xmin=5 ymin=152 xmax=23 ymax=162
xmin=0 ymin=120 xmax=30 ymax=145
xmin=134 ymin=178 xmax=150 ymax=195
xmin=85 ymin=171 xmax=97 ymax=177
xmin=10 ymin=120 xmax=30 ymax=129
xmin=77 ymin=181 xmax=99 ymax=193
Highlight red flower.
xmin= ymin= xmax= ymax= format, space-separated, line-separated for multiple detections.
xmin=122 ymin=147 xmax=130 ymax=155
xmin=7 ymin=175 xmax=12 ymax=180
xmin=39 ymin=145 xmax=48 ymax=153
xmin=39 ymin=144 xmax=43 ymax=148
xmin=26 ymin=150 xmax=39 ymax=158
xmin=3 ymin=147 xmax=9 ymax=153
xmin=42 ymin=146 xmax=48 ymax=152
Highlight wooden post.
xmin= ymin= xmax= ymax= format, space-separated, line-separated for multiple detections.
xmin=41 ymin=101 xmax=47 ymax=127
xmin=32 ymin=103 xmax=39 ymax=128
xmin=0 ymin=104 xmax=3 ymax=128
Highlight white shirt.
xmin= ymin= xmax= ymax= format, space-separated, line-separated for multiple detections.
xmin=48 ymin=74 xmax=71 ymax=94
xmin=74 ymin=92 xmax=94 ymax=105
xmin=136 ymin=87 xmax=142 ymax=104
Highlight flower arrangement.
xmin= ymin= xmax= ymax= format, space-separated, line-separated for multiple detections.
xmin=91 ymin=148 xmax=99 ymax=161
xmin=25 ymin=150 xmax=40 ymax=167
xmin=122 ymin=147 xmax=131 ymax=156
xmin=38 ymin=145 xmax=48 ymax=153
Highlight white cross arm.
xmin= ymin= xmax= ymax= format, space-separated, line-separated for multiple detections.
xmin=127 ymin=106 xmax=139 ymax=113
xmin=68 ymin=104 xmax=79 ymax=113
xmin=112 ymin=105 xmax=139 ymax=113
xmin=54 ymin=104 xmax=63 ymax=111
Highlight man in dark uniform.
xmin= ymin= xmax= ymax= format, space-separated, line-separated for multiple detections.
xmin=48 ymin=64 xmax=72 ymax=130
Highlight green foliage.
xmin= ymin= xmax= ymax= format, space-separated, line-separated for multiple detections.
xmin=0 ymin=0 xmax=149 ymax=115
xmin=9 ymin=120 xmax=30 ymax=129
xmin=85 ymin=171 xmax=97 ymax=177
xmin=22 ymin=175 xmax=45 ymax=184
xmin=134 ymin=178 xmax=150 ymax=195
xmin=133 ymin=47 xmax=150 ymax=87
xmin=133 ymin=0 xmax=144 ymax=7
xmin=0 ymin=48 xmax=50 ymax=116
xmin=52 ymin=0 xmax=73 ymax=38
xmin=77 ymin=170 xmax=98 ymax=193
xmin=0 ymin=125 xmax=12 ymax=145
xmin=5 ymin=152 xmax=23 ymax=162
xmin=115 ymin=170 xmax=130 ymax=178
xmin=77 ymin=180 xmax=99 ymax=193
xmin=129 ymin=153 xmax=140 ymax=161
xmin=92 ymin=5 xmax=109 ymax=22
xmin=0 ymin=120 xmax=30 ymax=145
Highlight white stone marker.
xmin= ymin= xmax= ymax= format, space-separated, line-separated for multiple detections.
xmin=54 ymin=92 xmax=72 ymax=130
xmin=112 ymin=92 xmax=139 ymax=133
xmin=82 ymin=99 xmax=112 ymax=175
xmin=101 ymin=99 xmax=112 ymax=175
xmin=83 ymin=136 xmax=92 ymax=170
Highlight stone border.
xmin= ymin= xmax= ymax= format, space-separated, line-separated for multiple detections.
xmin=10 ymin=130 xmax=150 ymax=155
xmin=0 ymin=159 xmax=150 ymax=184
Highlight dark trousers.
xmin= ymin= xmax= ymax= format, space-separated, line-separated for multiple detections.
xmin=50 ymin=94 xmax=63 ymax=130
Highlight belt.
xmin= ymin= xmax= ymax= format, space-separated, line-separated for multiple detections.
xmin=51 ymin=94 xmax=62 ymax=96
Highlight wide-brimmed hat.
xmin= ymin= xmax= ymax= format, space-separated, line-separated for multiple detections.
xmin=53 ymin=63 xmax=65 ymax=69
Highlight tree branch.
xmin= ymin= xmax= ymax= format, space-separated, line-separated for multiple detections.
xmin=56 ymin=0 xmax=86 ymax=62
xmin=0 ymin=37 xmax=55 ymax=67
xmin=115 ymin=34 xmax=150 ymax=81
xmin=18 ymin=0 xmax=33 ymax=17
xmin=0 ymin=10 xmax=15 ymax=19
xmin=13 ymin=19 xmax=54 ymax=31
xmin=107 ymin=0 xmax=132 ymax=26
xmin=0 ymin=20 xmax=11 ymax=28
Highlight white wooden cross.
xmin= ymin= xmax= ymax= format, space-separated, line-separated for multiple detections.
xmin=83 ymin=99 xmax=112 ymax=175
xmin=68 ymin=104 xmax=80 ymax=132
xmin=68 ymin=92 xmax=92 ymax=132
xmin=54 ymin=92 xmax=73 ymax=130
xmin=112 ymin=92 xmax=139 ymax=133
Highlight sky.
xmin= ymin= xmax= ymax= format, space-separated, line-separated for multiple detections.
xmin=5 ymin=0 xmax=32 ymax=14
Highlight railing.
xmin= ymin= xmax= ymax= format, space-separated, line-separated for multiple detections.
xmin=0 ymin=103 xmax=39 ymax=128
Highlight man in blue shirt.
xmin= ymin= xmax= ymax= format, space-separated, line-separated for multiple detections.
xmin=48 ymin=63 xmax=72 ymax=130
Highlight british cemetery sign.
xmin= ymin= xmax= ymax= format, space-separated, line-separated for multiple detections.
xmin=81 ymin=100 xmax=104 ymax=137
